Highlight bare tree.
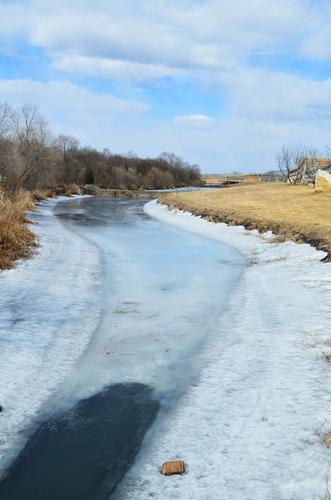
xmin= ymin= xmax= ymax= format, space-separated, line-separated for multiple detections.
xmin=323 ymin=146 xmax=331 ymax=168
xmin=276 ymin=146 xmax=294 ymax=183
xmin=277 ymin=145 xmax=319 ymax=184
xmin=55 ymin=135 xmax=80 ymax=184
xmin=56 ymin=134 xmax=79 ymax=155
xmin=0 ymin=103 xmax=11 ymax=140
xmin=10 ymin=104 xmax=54 ymax=188
xmin=0 ymin=101 xmax=202 ymax=191
xmin=299 ymin=147 xmax=318 ymax=183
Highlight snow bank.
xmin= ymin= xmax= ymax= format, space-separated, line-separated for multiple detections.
xmin=0 ymin=197 xmax=103 ymax=475
xmin=116 ymin=200 xmax=331 ymax=500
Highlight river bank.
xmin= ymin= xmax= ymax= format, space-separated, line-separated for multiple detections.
xmin=0 ymin=184 xmax=83 ymax=270
xmin=159 ymin=183 xmax=331 ymax=260
xmin=112 ymin=200 xmax=331 ymax=499
xmin=0 ymin=184 xmax=197 ymax=270
xmin=0 ymin=186 xmax=151 ymax=271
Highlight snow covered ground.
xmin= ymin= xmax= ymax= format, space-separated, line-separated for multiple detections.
xmin=0 ymin=195 xmax=243 ymax=488
xmin=1 ymin=196 xmax=331 ymax=499
xmin=0 ymin=197 xmax=103 ymax=475
xmin=115 ymin=200 xmax=331 ymax=500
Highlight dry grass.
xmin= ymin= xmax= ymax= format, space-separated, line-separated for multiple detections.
xmin=0 ymin=183 xmax=82 ymax=270
xmin=31 ymin=183 xmax=81 ymax=201
xmin=63 ymin=183 xmax=81 ymax=196
xmin=0 ymin=188 xmax=36 ymax=270
xmin=322 ymin=352 xmax=331 ymax=363
xmin=320 ymin=433 xmax=331 ymax=448
xmin=160 ymin=183 xmax=331 ymax=259
xmin=31 ymin=190 xmax=55 ymax=202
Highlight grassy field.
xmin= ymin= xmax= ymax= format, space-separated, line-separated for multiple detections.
xmin=159 ymin=183 xmax=331 ymax=260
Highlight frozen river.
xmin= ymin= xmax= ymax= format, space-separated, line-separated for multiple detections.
xmin=0 ymin=196 xmax=244 ymax=499
xmin=1 ymin=195 xmax=331 ymax=499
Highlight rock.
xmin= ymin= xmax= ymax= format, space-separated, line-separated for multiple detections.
xmin=82 ymin=184 xmax=99 ymax=195
xmin=0 ymin=405 xmax=3 ymax=412
xmin=55 ymin=185 xmax=65 ymax=195
xmin=161 ymin=460 xmax=185 ymax=476
xmin=315 ymin=169 xmax=331 ymax=192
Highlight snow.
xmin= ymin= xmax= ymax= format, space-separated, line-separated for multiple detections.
xmin=0 ymin=196 xmax=243 ymax=479
xmin=1 ymin=196 xmax=331 ymax=499
xmin=0 ymin=197 xmax=103 ymax=475
xmin=114 ymin=200 xmax=331 ymax=499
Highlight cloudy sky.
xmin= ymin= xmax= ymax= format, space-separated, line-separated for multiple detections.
xmin=1 ymin=0 xmax=331 ymax=172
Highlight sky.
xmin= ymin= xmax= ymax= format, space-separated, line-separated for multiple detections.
xmin=1 ymin=0 xmax=331 ymax=172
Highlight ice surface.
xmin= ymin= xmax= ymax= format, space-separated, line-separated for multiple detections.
xmin=1 ymin=196 xmax=331 ymax=499
xmin=0 ymin=196 xmax=243 ymax=482
xmin=51 ymin=197 xmax=244 ymax=407
xmin=0 ymin=197 xmax=103 ymax=475
xmin=113 ymin=200 xmax=331 ymax=499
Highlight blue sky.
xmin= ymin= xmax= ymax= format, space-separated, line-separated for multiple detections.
xmin=1 ymin=0 xmax=331 ymax=172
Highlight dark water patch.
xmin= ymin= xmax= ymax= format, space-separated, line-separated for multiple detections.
xmin=0 ymin=384 xmax=159 ymax=500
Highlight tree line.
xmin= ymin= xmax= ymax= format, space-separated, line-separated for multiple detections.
xmin=0 ymin=103 xmax=202 ymax=191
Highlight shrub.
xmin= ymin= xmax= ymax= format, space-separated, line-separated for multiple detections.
xmin=0 ymin=188 xmax=36 ymax=269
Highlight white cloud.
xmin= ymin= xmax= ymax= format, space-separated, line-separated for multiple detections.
xmin=218 ymin=68 xmax=331 ymax=122
xmin=0 ymin=79 xmax=149 ymax=148
xmin=53 ymin=55 xmax=184 ymax=83
xmin=302 ymin=22 xmax=331 ymax=61
xmin=174 ymin=114 xmax=214 ymax=128
xmin=0 ymin=0 xmax=317 ymax=78
xmin=0 ymin=79 xmax=148 ymax=113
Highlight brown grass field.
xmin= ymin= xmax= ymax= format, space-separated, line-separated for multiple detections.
xmin=159 ymin=183 xmax=331 ymax=260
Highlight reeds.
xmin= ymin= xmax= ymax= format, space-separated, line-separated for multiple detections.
xmin=0 ymin=188 xmax=36 ymax=270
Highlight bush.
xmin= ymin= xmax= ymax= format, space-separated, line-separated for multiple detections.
xmin=0 ymin=188 xmax=36 ymax=269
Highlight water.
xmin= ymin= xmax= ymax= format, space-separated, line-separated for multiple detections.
xmin=0 ymin=196 xmax=244 ymax=499
xmin=0 ymin=384 xmax=159 ymax=500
